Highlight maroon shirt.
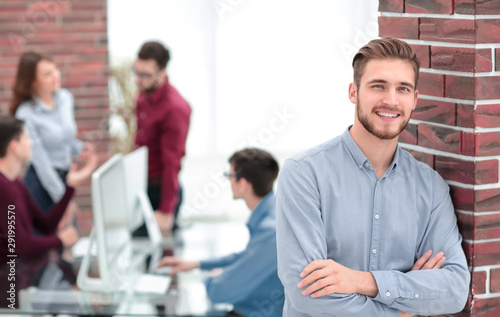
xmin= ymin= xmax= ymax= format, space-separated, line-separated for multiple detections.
xmin=134 ymin=80 xmax=191 ymax=214
xmin=0 ymin=173 xmax=74 ymax=307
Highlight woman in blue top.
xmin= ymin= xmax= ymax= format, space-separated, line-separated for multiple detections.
xmin=10 ymin=52 xmax=95 ymax=223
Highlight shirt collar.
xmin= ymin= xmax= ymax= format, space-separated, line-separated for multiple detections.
xmin=247 ymin=191 xmax=274 ymax=230
xmin=342 ymin=126 xmax=399 ymax=174
xmin=391 ymin=146 xmax=400 ymax=172
xmin=144 ymin=79 xmax=169 ymax=104
xmin=33 ymin=91 xmax=60 ymax=112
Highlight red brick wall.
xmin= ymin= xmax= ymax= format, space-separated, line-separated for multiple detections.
xmin=0 ymin=0 xmax=110 ymax=235
xmin=380 ymin=0 xmax=500 ymax=316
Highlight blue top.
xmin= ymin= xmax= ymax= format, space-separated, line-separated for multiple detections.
xmin=15 ymin=88 xmax=83 ymax=202
xmin=275 ymin=128 xmax=470 ymax=317
xmin=200 ymin=192 xmax=284 ymax=317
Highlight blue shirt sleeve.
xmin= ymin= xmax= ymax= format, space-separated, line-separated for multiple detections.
xmin=199 ymin=252 xmax=244 ymax=271
xmin=64 ymin=91 xmax=84 ymax=157
xmin=276 ymin=159 xmax=399 ymax=316
xmin=371 ymin=172 xmax=470 ymax=315
xmin=203 ymin=227 xmax=279 ymax=304
xmin=16 ymin=111 xmax=66 ymax=202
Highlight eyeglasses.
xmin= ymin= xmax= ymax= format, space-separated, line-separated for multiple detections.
xmin=131 ymin=68 xmax=156 ymax=80
xmin=223 ymin=171 xmax=240 ymax=179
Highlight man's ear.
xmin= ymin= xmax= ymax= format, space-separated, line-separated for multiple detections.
xmin=8 ymin=139 xmax=17 ymax=155
xmin=159 ymin=68 xmax=167 ymax=79
xmin=349 ymin=83 xmax=357 ymax=104
xmin=239 ymin=177 xmax=253 ymax=194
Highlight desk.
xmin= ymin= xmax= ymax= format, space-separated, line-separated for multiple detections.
xmin=0 ymin=222 xmax=248 ymax=316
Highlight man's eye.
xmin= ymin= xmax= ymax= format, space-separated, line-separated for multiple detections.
xmin=400 ymin=87 xmax=410 ymax=92
xmin=372 ymin=85 xmax=383 ymax=89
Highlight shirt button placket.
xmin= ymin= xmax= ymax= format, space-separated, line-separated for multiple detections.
xmin=370 ymin=177 xmax=382 ymax=271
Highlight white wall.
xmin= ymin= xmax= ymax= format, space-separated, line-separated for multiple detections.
xmin=215 ymin=0 xmax=379 ymax=154
xmin=107 ymin=0 xmax=380 ymax=217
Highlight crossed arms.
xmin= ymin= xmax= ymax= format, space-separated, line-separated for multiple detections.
xmin=275 ymin=159 xmax=470 ymax=316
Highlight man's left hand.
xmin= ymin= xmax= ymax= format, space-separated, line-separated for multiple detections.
xmin=154 ymin=211 xmax=174 ymax=236
xmin=411 ymin=250 xmax=445 ymax=271
xmin=298 ymin=259 xmax=377 ymax=298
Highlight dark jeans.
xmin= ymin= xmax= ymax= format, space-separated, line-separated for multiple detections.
xmin=24 ymin=165 xmax=73 ymax=237
xmin=24 ymin=165 xmax=69 ymax=213
xmin=132 ymin=183 xmax=183 ymax=237
xmin=25 ymin=166 xmax=57 ymax=213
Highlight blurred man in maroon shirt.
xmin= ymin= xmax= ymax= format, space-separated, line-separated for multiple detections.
xmin=133 ymin=41 xmax=191 ymax=235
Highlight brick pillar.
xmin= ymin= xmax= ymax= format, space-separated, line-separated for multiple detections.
xmin=379 ymin=0 xmax=500 ymax=316
xmin=0 ymin=0 xmax=110 ymax=235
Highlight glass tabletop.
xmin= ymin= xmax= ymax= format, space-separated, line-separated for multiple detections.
xmin=9 ymin=280 xmax=229 ymax=316
xmin=0 ymin=222 xmax=247 ymax=316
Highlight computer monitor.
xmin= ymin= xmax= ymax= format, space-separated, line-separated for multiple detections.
xmin=122 ymin=147 xmax=148 ymax=229
xmin=77 ymin=154 xmax=131 ymax=291
xmin=77 ymin=151 xmax=162 ymax=292
xmin=122 ymin=147 xmax=162 ymax=267
xmin=123 ymin=148 xmax=146 ymax=231
xmin=122 ymin=147 xmax=162 ymax=243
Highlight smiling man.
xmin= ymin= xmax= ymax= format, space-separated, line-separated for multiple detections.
xmin=275 ymin=37 xmax=470 ymax=316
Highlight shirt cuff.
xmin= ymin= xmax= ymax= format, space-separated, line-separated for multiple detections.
xmin=49 ymin=235 xmax=64 ymax=250
xmin=65 ymin=185 xmax=76 ymax=197
xmin=71 ymin=139 xmax=84 ymax=157
xmin=199 ymin=258 xmax=221 ymax=271
xmin=371 ymin=270 xmax=399 ymax=306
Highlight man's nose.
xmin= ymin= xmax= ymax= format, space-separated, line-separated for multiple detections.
xmin=382 ymin=89 xmax=398 ymax=106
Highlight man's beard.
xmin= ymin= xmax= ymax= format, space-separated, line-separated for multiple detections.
xmin=356 ymin=101 xmax=411 ymax=140
xmin=143 ymin=78 xmax=161 ymax=94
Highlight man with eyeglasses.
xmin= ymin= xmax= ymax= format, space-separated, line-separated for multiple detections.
xmin=133 ymin=41 xmax=191 ymax=235
xmin=158 ymin=148 xmax=284 ymax=317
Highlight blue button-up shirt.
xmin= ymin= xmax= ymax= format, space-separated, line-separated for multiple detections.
xmin=276 ymin=128 xmax=470 ymax=316
xmin=15 ymin=88 xmax=83 ymax=202
xmin=200 ymin=192 xmax=284 ymax=317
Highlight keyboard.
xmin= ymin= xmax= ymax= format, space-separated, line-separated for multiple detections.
xmin=134 ymin=274 xmax=172 ymax=294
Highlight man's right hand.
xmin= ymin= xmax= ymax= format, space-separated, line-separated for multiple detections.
xmin=67 ymin=148 xmax=98 ymax=188
xmin=57 ymin=225 xmax=79 ymax=247
xmin=157 ymin=256 xmax=199 ymax=275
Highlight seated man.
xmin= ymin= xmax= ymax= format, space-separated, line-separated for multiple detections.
xmin=158 ymin=148 xmax=284 ymax=317
xmin=0 ymin=116 xmax=97 ymax=309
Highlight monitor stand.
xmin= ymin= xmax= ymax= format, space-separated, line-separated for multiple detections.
xmin=77 ymin=191 xmax=163 ymax=292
